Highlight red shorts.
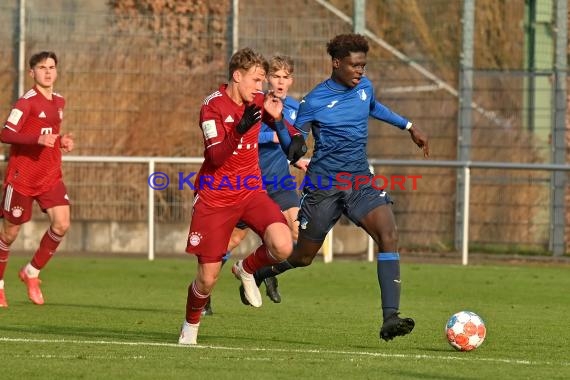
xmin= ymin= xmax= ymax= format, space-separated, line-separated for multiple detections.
xmin=1 ymin=181 xmax=70 ymax=225
xmin=186 ymin=191 xmax=287 ymax=264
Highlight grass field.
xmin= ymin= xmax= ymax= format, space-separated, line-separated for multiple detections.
xmin=0 ymin=255 xmax=569 ymax=379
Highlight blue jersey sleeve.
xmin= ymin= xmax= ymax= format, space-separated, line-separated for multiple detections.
xmin=293 ymin=99 xmax=312 ymax=138
xmin=258 ymin=126 xmax=275 ymax=144
xmin=370 ymin=100 xmax=409 ymax=129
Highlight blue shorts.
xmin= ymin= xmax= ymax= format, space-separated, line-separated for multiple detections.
xmin=236 ymin=189 xmax=300 ymax=229
xmin=297 ymin=181 xmax=392 ymax=241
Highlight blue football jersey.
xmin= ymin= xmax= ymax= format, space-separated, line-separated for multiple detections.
xmin=294 ymin=77 xmax=409 ymax=184
xmin=259 ymin=95 xmax=300 ymax=192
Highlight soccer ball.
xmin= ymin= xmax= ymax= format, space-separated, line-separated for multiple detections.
xmin=445 ymin=311 xmax=486 ymax=351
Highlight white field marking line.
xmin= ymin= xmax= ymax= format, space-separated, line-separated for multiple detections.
xmin=1 ymin=337 xmax=568 ymax=367
xmin=10 ymin=354 xmax=146 ymax=360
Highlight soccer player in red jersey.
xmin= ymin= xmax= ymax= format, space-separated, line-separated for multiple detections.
xmin=0 ymin=51 xmax=74 ymax=307
xmin=178 ymin=48 xmax=305 ymax=345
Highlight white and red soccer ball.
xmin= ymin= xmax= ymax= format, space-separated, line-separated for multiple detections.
xmin=445 ymin=311 xmax=486 ymax=351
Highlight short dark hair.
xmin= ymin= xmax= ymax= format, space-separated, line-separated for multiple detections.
xmin=326 ymin=34 xmax=369 ymax=59
xmin=29 ymin=51 xmax=58 ymax=68
xmin=228 ymin=48 xmax=268 ymax=80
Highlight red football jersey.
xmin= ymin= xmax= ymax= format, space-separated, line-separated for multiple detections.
xmin=3 ymin=86 xmax=65 ymax=196
xmin=196 ymin=84 xmax=270 ymax=207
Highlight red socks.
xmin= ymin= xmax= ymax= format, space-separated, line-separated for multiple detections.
xmin=0 ymin=237 xmax=9 ymax=280
xmin=242 ymin=245 xmax=279 ymax=274
xmin=185 ymin=281 xmax=210 ymax=324
xmin=30 ymin=227 xmax=63 ymax=270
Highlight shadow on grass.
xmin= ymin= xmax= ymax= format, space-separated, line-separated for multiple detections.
xmin=0 ymin=323 xmax=174 ymax=343
xmin=44 ymin=301 xmax=178 ymax=314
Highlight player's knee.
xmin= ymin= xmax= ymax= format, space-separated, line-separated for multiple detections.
xmin=379 ymin=228 xmax=399 ymax=250
xmin=288 ymin=253 xmax=313 ymax=267
xmin=0 ymin=224 xmax=20 ymax=245
xmin=51 ymin=220 xmax=70 ymax=235
xmin=196 ymin=272 xmax=219 ymax=293
xmin=268 ymin=239 xmax=293 ymax=261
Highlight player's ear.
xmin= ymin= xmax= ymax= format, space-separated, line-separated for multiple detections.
xmin=232 ymin=69 xmax=242 ymax=83
xmin=332 ymin=58 xmax=340 ymax=69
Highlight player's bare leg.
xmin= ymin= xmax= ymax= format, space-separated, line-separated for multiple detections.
xmin=203 ymin=227 xmax=249 ymax=316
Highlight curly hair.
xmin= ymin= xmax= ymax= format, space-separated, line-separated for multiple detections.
xmin=326 ymin=34 xmax=369 ymax=59
xmin=228 ymin=48 xmax=269 ymax=80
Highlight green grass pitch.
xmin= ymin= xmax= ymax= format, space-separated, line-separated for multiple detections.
xmin=0 ymin=256 xmax=569 ymax=379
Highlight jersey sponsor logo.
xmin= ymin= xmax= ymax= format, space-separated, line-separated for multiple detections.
xmin=188 ymin=232 xmax=202 ymax=247
xmin=201 ymin=120 xmax=218 ymax=139
xmin=11 ymin=206 xmax=23 ymax=218
xmin=358 ymin=89 xmax=367 ymax=101
xmin=7 ymin=108 xmax=23 ymax=125
xmin=39 ymin=111 xmax=47 ymax=118
xmin=41 ymin=127 xmax=53 ymax=135
xmin=326 ymin=100 xmax=338 ymax=108
xmin=224 ymin=115 xmax=234 ymax=123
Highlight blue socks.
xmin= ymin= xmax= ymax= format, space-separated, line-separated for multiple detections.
xmin=221 ymin=251 xmax=231 ymax=266
xmin=377 ymin=252 xmax=401 ymax=320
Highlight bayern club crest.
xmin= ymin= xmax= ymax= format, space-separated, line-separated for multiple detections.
xmin=11 ymin=206 xmax=23 ymax=218
xmin=188 ymin=232 xmax=202 ymax=247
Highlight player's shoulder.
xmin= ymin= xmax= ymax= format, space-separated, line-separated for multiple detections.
xmin=53 ymin=91 xmax=65 ymax=106
xmin=202 ymin=89 xmax=224 ymax=106
xmin=284 ymin=95 xmax=300 ymax=109
xmin=300 ymin=80 xmax=331 ymax=107
xmin=357 ymin=76 xmax=373 ymax=91
xmin=20 ymin=88 xmax=39 ymax=101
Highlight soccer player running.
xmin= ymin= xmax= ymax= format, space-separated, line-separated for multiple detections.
xmin=249 ymin=34 xmax=429 ymax=342
xmin=179 ymin=48 xmax=306 ymax=345
xmin=0 ymin=51 xmax=74 ymax=307
xmin=202 ymin=55 xmax=306 ymax=315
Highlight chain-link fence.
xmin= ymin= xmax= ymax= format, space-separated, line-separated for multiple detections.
xmin=0 ymin=0 xmax=567 ymax=256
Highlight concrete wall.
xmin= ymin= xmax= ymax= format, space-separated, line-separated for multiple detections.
xmin=13 ymin=220 xmax=371 ymax=257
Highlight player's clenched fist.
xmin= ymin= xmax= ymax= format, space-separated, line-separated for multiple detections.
xmin=37 ymin=133 xmax=59 ymax=148
xmin=287 ymin=134 xmax=307 ymax=164
xmin=236 ymin=103 xmax=262 ymax=134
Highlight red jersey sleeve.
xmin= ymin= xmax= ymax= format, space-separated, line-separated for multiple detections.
xmin=200 ymin=102 xmax=242 ymax=168
xmin=1 ymin=99 xmax=39 ymax=144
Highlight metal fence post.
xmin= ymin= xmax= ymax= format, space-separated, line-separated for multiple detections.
xmin=455 ymin=0 xmax=475 ymax=252
xmin=551 ymin=0 xmax=567 ymax=256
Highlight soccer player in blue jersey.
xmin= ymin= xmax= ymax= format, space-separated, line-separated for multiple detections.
xmin=202 ymin=55 xmax=307 ymax=315
xmin=249 ymin=34 xmax=429 ymax=342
